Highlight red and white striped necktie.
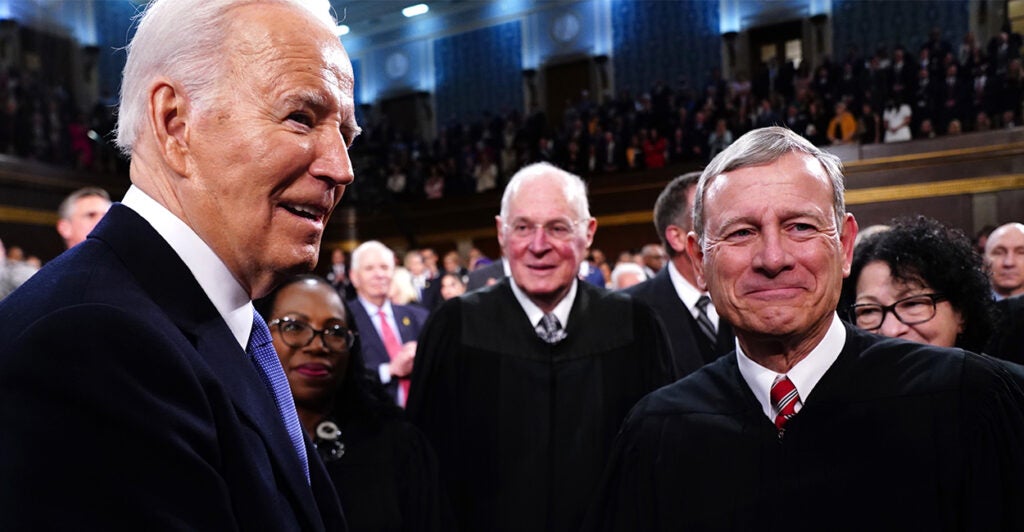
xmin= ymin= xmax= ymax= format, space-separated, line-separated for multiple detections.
xmin=770 ymin=375 xmax=801 ymax=431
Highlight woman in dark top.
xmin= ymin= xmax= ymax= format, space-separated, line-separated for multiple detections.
xmin=257 ymin=274 xmax=446 ymax=532
xmin=841 ymin=215 xmax=995 ymax=352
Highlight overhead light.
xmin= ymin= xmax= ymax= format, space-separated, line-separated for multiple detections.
xmin=402 ymin=4 xmax=429 ymax=18
xmin=336 ymin=24 xmax=350 ymax=36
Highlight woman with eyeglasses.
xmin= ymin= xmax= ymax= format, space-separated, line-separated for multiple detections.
xmin=256 ymin=274 xmax=446 ymax=532
xmin=840 ymin=215 xmax=995 ymax=352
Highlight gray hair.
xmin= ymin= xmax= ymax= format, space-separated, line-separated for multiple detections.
xmin=115 ymin=0 xmax=338 ymax=155
xmin=351 ymin=240 xmax=395 ymax=272
xmin=499 ymin=162 xmax=591 ymax=222
xmin=58 ymin=187 xmax=111 ymax=220
xmin=653 ymin=171 xmax=701 ymax=257
xmin=693 ymin=126 xmax=846 ymax=248
xmin=610 ymin=262 xmax=646 ymax=289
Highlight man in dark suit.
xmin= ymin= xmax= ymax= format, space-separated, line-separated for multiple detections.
xmin=347 ymin=240 xmax=429 ymax=407
xmin=0 ymin=1 xmax=354 ymax=528
xmin=409 ymin=162 xmax=675 ymax=532
xmin=625 ymin=172 xmax=733 ymax=376
xmin=585 ymin=127 xmax=1024 ymax=530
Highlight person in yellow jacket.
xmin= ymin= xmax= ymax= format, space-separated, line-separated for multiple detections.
xmin=827 ymin=100 xmax=858 ymax=144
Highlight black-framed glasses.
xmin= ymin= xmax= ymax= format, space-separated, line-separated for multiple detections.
xmin=847 ymin=293 xmax=948 ymax=331
xmin=268 ymin=317 xmax=356 ymax=352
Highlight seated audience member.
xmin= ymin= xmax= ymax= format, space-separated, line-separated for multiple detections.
xmin=987 ymin=294 xmax=1024 ymax=364
xmin=639 ymin=243 xmax=667 ymax=278
xmin=56 ymin=187 xmax=112 ymax=249
xmin=826 ymin=101 xmax=857 ymax=144
xmin=583 ymin=126 xmax=1024 ymax=531
xmin=882 ymin=99 xmax=913 ymax=142
xmin=438 ymin=272 xmax=466 ymax=301
xmin=0 ymin=237 xmax=38 ymax=300
xmin=842 ymin=215 xmax=995 ymax=353
xmin=348 ymin=241 xmax=430 ymax=407
xmin=257 ymin=275 xmax=446 ymax=532
xmin=610 ymin=262 xmax=646 ymax=290
xmin=984 ymin=222 xmax=1024 ymax=300
xmin=389 ymin=266 xmax=420 ymax=307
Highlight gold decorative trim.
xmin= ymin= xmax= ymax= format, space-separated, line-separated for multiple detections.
xmin=0 ymin=206 xmax=58 ymax=225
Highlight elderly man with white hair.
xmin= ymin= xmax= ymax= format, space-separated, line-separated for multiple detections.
xmin=0 ymin=0 xmax=356 ymax=528
xmin=409 ymin=162 xmax=675 ymax=532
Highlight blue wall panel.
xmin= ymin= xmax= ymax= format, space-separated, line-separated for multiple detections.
xmin=433 ymin=21 xmax=523 ymax=124
xmin=611 ymin=0 xmax=720 ymax=96
xmin=832 ymin=0 xmax=968 ymax=58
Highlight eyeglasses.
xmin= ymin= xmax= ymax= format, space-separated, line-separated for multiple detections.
xmin=847 ymin=293 xmax=948 ymax=331
xmin=503 ymin=218 xmax=585 ymax=241
xmin=268 ymin=317 xmax=356 ymax=352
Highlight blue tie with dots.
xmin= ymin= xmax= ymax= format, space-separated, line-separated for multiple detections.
xmin=248 ymin=308 xmax=310 ymax=483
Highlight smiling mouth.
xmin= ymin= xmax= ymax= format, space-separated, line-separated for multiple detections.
xmin=282 ymin=203 xmax=326 ymax=223
xmin=295 ymin=363 xmax=332 ymax=378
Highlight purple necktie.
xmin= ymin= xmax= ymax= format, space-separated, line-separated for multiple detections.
xmin=248 ymin=308 xmax=310 ymax=483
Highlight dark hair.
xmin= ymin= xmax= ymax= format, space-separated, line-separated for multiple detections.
xmin=255 ymin=274 xmax=401 ymax=428
xmin=653 ymin=171 xmax=701 ymax=258
xmin=841 ymin=216 xmax=995 ymax=351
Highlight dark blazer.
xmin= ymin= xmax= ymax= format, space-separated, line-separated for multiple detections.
xmin=348 ymin=298 xmax=429 ymax=402
xmin=466 ymin=260 xmax=505 ymax=291
xmin=624 ymin=266 xmax=733 ymax=377
xmin=0 ymin=204 xmax=345 ymax=529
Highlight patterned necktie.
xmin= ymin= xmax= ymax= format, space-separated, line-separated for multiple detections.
xmin=695 ymin=295 xmax=718 ymax=350
xmin=536 ymin=313 xmax=566 ymax=344
xmin=770 ymin=375 xmax=802 ymax=432
xmin=248 ymin=309 xmax=310 ymax=483
xmin=378 ymin=308 xmax=410 ymax=407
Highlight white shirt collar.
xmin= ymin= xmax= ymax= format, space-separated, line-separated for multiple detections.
xmin=509 ymin=275 xmax=577 ymax=330
xmin=667 ymin=260 xmax=720 ymax=327
xmin=121 ymin=185 xmax=253 ymax=349
xmin=736 ymin=313 xmax=847 ymax=420
xmin=357 ymin=296 xmax=393 ymax=320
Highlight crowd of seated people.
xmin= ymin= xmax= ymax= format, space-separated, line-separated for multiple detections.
xmin=346 ymin=26 xmax=1022 ymax=204
xmin=0 ymin=66 xmax=124 ymax=173
xmin=2 ymin=26 xmax=1020 ymax=208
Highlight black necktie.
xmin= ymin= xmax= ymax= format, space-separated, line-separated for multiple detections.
xmin=695 ymin=295 xmax=718 ymax=351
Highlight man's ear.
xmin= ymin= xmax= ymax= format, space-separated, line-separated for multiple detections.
xmin=149 ymin=80 xmax=190 ymax=176
xmin=686 ymin=231 xmax=707 ymax=291
xmin=56 ymin=219 xmax=72 ymax=241
xmin=665 ymin=225 xmax=688 ymax=255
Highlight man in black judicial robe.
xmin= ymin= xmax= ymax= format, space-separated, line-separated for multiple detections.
xmin=407 ymin=162 xmax=675 ymax=532
xmin=583 ymin=127 xmax=1024 ymax=531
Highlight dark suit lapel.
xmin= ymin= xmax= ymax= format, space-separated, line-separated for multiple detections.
xmin=93 ymin=205 xmax=322 ymax=528
xmin=348 ymin=301 xmax=388 ymax=367
xmin=650 ymin=270 xmax=706 ymax=373
xmin=394 ymin=306 xmax=420 ymax=343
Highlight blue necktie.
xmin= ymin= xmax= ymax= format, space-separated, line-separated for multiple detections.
xmin=248 ymin=308 xmax=310 ymax=483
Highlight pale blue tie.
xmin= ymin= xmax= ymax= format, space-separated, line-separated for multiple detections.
xmin=248 ymin=308 xmax=310 ymax=483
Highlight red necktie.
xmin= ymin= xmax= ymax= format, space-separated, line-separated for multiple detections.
xmin=378 ymin=309 xmax=409 ymax=407
xmin=770 ymin=375 xmax=801 ymax=431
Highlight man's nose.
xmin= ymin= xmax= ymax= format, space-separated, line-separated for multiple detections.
xmin=311 ymin=127 xmax=355 ymax=187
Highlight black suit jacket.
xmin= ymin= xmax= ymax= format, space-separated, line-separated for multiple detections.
xmin=466 ymin=260 xmax=505 ymax=291
xmin=347 ymin=298 xmax=429 ymax=402
xmin=624 ymin=267 xmax=733 ymax=377
xmin=0 ymin=204 xmax=345 ymax=530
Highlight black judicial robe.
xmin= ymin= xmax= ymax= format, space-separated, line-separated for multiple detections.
xmin=407 ymin=279 xmax=675 ymax=532
xmin=583 ymin=324 xmax=1024 ymax=532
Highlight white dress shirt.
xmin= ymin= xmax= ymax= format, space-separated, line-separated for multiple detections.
xmin=510 ymin=276 xmax=577 ymax=333
xmin=667 ymin=261 xmax=721 ymax=329
xmin=736 ymin=313 xmax=847 ymax=421
xmin=122 ymin=185 xmax=253 ymax=349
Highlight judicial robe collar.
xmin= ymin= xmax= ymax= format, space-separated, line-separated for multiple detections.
xmin=736 ymin=313 xmax=847 ymax=421
xmin=509 ymin=275 xmax=578 ymax=331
